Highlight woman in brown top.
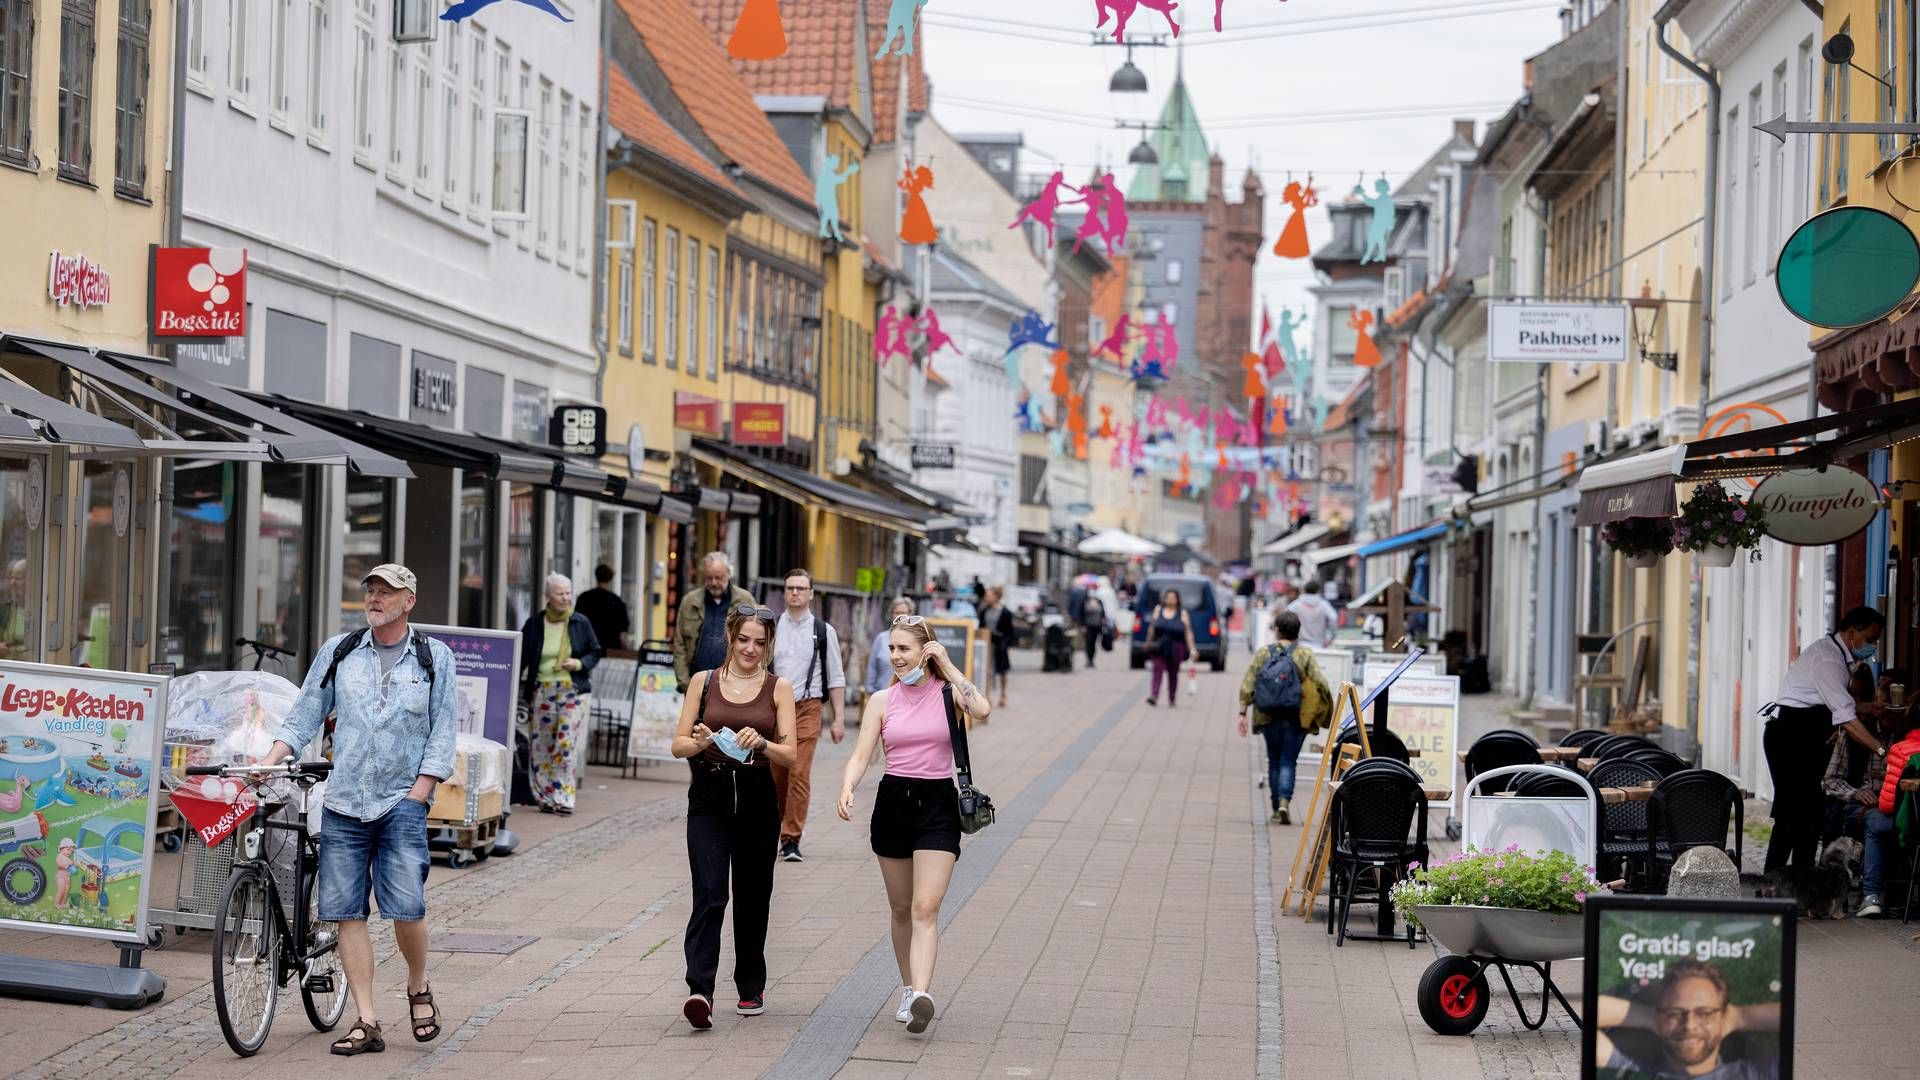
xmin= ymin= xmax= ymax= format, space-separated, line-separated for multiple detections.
xmin=671 ymin=603 xmax=797 ymax=1029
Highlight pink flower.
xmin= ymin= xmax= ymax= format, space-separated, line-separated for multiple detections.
xmin=1480 ymin=895 xmax=1490 ymax=904
xmin=1732 ymin=509 xmax=1747 ymax=523
xmin=1504 ymin=843 xmax=1520 ymax=853
xmin=1408 ymin=861 xmax=1422 ymax=870
xmin=1493 ymin=859 xmax=1505 ymax=869
xmin=1560 ymin=873 xmax=1572 ymax=883
xmin=1574 ymin=892 xmax=1587 ymax=902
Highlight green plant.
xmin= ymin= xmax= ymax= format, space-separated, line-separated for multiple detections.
xmin=1672 ymin=481 xmax=1767 ymax=552
xmin=1599 ymin=516 xmax=1673 ymax=559
xmin=1390 ymin=845 xmax=1608 ymax=930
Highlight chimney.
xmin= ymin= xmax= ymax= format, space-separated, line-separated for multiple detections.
xmin=1453 ymin=118 xmax=1476 ymax=144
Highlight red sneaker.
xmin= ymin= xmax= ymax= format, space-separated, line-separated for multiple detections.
xmin=683 ymin=994 xmax=713 ymax=1030
xmin=736 ymin=995 xmax=765 ymax=1016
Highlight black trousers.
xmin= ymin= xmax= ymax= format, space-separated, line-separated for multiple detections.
xmin=1083 ymin=631 xmax=1099 ymax=667
xmin=684 ymin=762 xmax=778 ymax=1000
xmin=1763 ymin=705 xmax=1833 ymax=872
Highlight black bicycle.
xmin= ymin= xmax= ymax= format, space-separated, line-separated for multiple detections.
xmin=185 ymin=760 xmax=347 ymax=1056
xmin=232 ymin=636 xmax=296 ymax=673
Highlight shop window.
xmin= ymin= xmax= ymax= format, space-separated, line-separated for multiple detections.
xmin=74 ymin=461 xmax=131 ymax=670
xmin=551 ymin=493 xmax=573 ymax=575
xmin=259 ymin=466 xmax=313 ymax=679
xmin=57 ymin=0 xmax=94 ymax=182
xmin=114 ymin=0 xmax=150 ymax=197
xmin=0 ymin=456 xmax=45 ymax=662
xmin=164 ymin=461 xmax=233 ymax=672
xmin=0 ymin=0 xmax=33 ymax=165
xmin=339 ymin=473 xmax=391 ymax=634
xmin=506 ymin=482 xmax=538 ymax=630
xmin=459 ymin=471 xmax=495 ymax=628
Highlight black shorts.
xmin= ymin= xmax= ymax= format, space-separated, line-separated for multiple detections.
xmin=870 ymin=774 xmax=962 ymax=859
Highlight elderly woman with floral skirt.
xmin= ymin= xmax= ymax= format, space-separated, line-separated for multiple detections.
xmin=519 ymin=573 xmax=603 ymax=815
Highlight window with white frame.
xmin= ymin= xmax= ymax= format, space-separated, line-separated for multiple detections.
xmin=617 ymin=248 xmax=634 ymax=355
xmin=386 ymin=44 xmax=405 ymax=176
xmin=269 ymin=0 xmax=292 ymax=121
xmin=1383 ymin=266 xmax=1406 ymax=311
xmin=517 ymin=62 xmax=531 ymax=248
xmin=493 ymin=42 xmax=511 ymax=232
xmin=536 ymin=78 xmax=553 ymax=255
xmin=351 ymin=5 xmax=373 ymax=161
xmin=706 ymin=247 xmax=719 ymax=379
xmin=641 ymin=218 xmax=657 ymax=360
xmin=306 ymin=0 xmax=329 ymax=140
xmin=1723 ymin=106 xmax=1738 ymax=300
xmin=1745 ymin=84 xmax=1761 ymax=287
xmin=665 ymin=226 xmax=680 ymax=369
xmin=1768 ymin=63 xmax=1786 ymax=271
xmin=490 ymin=107 xmax=529 ymax=218
xmin=440 ymin=42 xmax=458 ymax=204
xmin=1878 ymin=0 xmax=1896 ymax=158
xmin=557 ymin=90 xmax=573 ymax=265
xmin=684 ymin=235 xmax=698 ymax=368
xmin=467 ymin=27 xmax=485 ymax=215
xmin=412 ymin=47 xmax=431 ymax=189
xmin=185 ymin=0 xmax=208 ymax=86
xmin=576 ymin=103 xmax=592 ymax=272
xmin=0 ymin=0 xmax=32 ymax=164
xmin=229 ymin=0 xmax=252 ymax=103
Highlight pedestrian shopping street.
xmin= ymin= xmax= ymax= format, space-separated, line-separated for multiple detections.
xmin=0 ymin=654 xmax=1911 ymax=1080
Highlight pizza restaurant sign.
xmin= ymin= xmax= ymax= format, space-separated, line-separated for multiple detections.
xmin=47 ymin=250 xmax=111 ymax=310
xmin=1750 ymin=468 xmax=1880 ymax=545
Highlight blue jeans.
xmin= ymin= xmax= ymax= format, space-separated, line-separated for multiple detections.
xmin=317 ymin=798 xmax=431 ymax=922
xmin=1863 ymin=807 xmax=1897 ymax=897
xmin=1260 ymin=713 xmax=1307 ymax=804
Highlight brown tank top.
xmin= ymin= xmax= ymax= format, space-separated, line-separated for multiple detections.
xmin=698 ymin=670 xmax=780 ymax=766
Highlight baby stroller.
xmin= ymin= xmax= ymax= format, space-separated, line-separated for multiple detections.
xmin=1041 ymin=616 xmax=1075 ymax=672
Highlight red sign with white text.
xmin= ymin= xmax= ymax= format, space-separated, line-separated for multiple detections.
xmin=47 ymin=251 xmax=111 ymax=310
xmin=167 ymin=787 xmax=260 ymax=849
xmin=731 ymin=402 xmax=786 ymax=446
xmin=151 ymin=247 xmax=248 ymax=338
xmin=674 ymin=393 xmax=722 ymax=435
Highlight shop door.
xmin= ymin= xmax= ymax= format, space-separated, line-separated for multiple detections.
xmin=0 ymin=455 xmax=49 ymax=663
xmin=67 ymin=460 xmax=139 ymax=670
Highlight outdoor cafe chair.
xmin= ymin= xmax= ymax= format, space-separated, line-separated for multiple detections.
xmin=1326 ymin=760 xmax=1428 ymax=948
xmin=1463 ymin=732 xmax=1544 ymax=794
xmin=1623 ymin=746 xmax=1690 ymax=778
xmin=1588 ymin=757 xmax=1663 ymax=890
xmin=1559 ymin=728 xmax=1610 ymax=750
xmin=1338 ymin=726 xmax=1411 ymax=765
xmin=1646 ymin=769 xmax=1743 ymax=893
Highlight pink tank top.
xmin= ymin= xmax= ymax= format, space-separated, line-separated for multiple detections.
xmin=881 ymin=677 xmax=955 ymax=780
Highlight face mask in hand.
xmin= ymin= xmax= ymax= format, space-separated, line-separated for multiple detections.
xmin=899 ymin=665 xmax=927 ymax=686
xmin=710 ymin=728 xmax=752 ymax=763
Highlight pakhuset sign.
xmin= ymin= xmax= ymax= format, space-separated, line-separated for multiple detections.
xmin=1750 ymin=468 xmax=1879 ymax=545
xmin=1487 ymin=302 xmax=1629 ymax=365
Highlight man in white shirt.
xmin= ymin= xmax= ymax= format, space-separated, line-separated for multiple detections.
xmin=1286 ymin=580 xmax=1339 ymax=649
xmin=770 ymin=568 xmax=846 ymax=863
xmin=1765 ymin=606 xmax=1890 ymax=872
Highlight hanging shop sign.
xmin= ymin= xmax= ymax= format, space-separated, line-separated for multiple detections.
xmin=731 ymin=402 xmax=786 ymax=447
xmin=1776 ymin=205 xmax=1920 ymax=329
xmin=47 ymin=251 xmax=111 ymax=311
xmin=549 ymin=404 xmax=607 ymax=458
xmin=1750 ymin=468 xmax=1879 ymax=545
xmin=674 ymin=393 xmax=722 ymax=436
xmin=1487 ymin=302 xmax=1629 ymax=365
xmin=149 ymin=247 xmax=247 ymax=339
xmin=855 ymin=566 xmax=887 ymax=595
xmin=912 ymin=444 xmax=957 ymax=469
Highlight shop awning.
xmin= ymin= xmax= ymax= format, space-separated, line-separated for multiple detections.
xmin=1304 ymin=542 xmax=1360 ymax=567
xmin=261 ymin=396 xmax=564 ymax=485
xmin=690 ymin=440 xmax=932 ymax=535
xmin=1573 ymin=444 xmax=1686 ymax=525
xmin=676 ymin=485 xmax=764 ymax=516
xmin=0 ymin=377 xmax=138 ymax=447
xmin=1680 ymin=397 xmax=1920 ymax=480
xmin=1356 ymin=522 xmax=1449 ymax=558
xmin=1260 ymin=523 xmax=1331 ymax=556
xmin=1018 ymin=530 xmax=1079 ymax=557
xmin=1079 ymin=527 xmax=1164 ymax=557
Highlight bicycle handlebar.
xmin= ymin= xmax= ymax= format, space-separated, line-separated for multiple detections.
xmin=185 ymin=761 xmax=333 ymax=779
xmin=232 ymin=637 xmax=296 ymax=658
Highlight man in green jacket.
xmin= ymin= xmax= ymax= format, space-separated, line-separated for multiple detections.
xmin=674 ymin=551 xmax=757 ymax=688
xmin=1238 ymin=611 xmax=1334 ymax=824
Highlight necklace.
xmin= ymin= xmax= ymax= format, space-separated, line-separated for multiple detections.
xmin=724 ymin=664 xmax=765 ymax=686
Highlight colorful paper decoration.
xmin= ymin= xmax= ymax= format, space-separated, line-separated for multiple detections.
xmin=1070 ymin=172 xmax=1129 ymax=258
xmin=874 ymin=305 xmax=912 ymax=362
xmin=1097 ymin=405 xmax=1116 ymax=439
xmin=442 ymin=0 xmax=571 ymax=23
xmin=726 ymin=0 xmax=786 ymax=58
xmin=1142 ymin=312 xmax=1178 ymax=371
xmin=1276 ymin=308 xmax=1303 ymax=373
xmin=1272 ymin=176 xmax=1318 ymax=259
xmin=1269 ymin=403 xmax=1288 ymax=436
xmin=1094 ymin=313 xmax=1133 ymax=362
xmin=900 ymin=163 xmax=938 ymax=246
xmin=1049 ymin=349 xmax=1071 ymax=396
xmin=1095 ymin=0 xmax=1180 ymax=43
xmin=1144 ymin=395 xmax=1167 ymax=433
xmin=1311 ymin=395 xmax=1330 ymax=432
xmin=1241 ymin=351 xmax=1264 ymax=400
xmin=1349 ymin=309 xmax=1381 ymax=367
xmin=1177 ymin=453 xmax=1192 ymax=496
xmin=1355 ymin=178 xmax=1394 ymax=264
xmin=1006 ymin=310 xmax=1059 ymax=354
xmin=876 ymin=0 xmax=927 ymax=59
xmin=814 ymin=154 xmax=860 ymax=240
xmin=919 ymin=308 xmax=958 ymax=356
xmin=1012 ymin=171 xmax=1078 ymax=249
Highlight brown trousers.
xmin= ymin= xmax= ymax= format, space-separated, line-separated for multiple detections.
xmin=772 ymin=698 xmax=822 ymax=842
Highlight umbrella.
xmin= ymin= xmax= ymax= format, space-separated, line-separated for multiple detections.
xmin=1078 ymin=528 xmax=1165 ymax=558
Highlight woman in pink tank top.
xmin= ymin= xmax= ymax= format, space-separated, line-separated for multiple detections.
xmin=836 ymin=615 xmax=992 ymax=1035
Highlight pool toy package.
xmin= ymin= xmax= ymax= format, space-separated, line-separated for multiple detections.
xmin=161 ymin=671 xmax=302 ymax=790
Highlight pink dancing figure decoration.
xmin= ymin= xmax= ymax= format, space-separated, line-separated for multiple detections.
xmin=1070 ymin=173 xmax=1129 ymax=258
xmin=1135 ymin=311 xmax=1178 ymax=379
xmin=1126 ymin=423 xmax=1146 ymax=467
xmin=1094 ymin=0 xmax=1180 ymax=43
xmin=1144 ymin=396 xmax=1168 ymax=433
xmin=918 ymin=308 xmax=958 ymax=356
xmin=1011 ymin=172 xmax=1080 ymax=248
xmin=1094 ymin=313 xmax=1133 ymax=362
xmin=873 ymin=305 xmax=913 ymax=364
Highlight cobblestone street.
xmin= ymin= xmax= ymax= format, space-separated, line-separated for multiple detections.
xmin=1 ymin=655 xmax=1916 ymax=1079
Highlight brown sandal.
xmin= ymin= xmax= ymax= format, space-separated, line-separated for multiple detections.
xmin=330 ymin=1018 xmax=384 ymax=1055
xmin=408 ymin=985 xmax=441 ymax=1041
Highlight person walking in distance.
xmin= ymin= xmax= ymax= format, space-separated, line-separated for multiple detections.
xmin=575 ymin=563 xmax=632 ymax=653
xmin=517 ymin=574 xmax=603 ymax=815
xmin=770 ymin=569 xmax=847 ymax=862
xmin=671 ymin=604 xmax=797 ymax=1028
xmin=1143 ymin=589 xmax=1196 ymax=707
xmin=1286 ymin=579 xmax=1339 ymax=648
xmin=868 ymin=597 xmax=918 ymax=698
xmin=261 ymin=564 xmax=457 ymax=1055
xmin=1080 ymin=593 xmax=1108 ymax=670
xmin=1238 ymin=611 xmax=1332 ymax=824
xmin=1763 ymin=606 xmax=1891 ymax=872
xmin=837 ymin=615 xmax=992 ymax=1034
xmin=676 ymin=552 xmax=756 ymax=688
xmin=980 ymin=586 xmax=1014 ymax=708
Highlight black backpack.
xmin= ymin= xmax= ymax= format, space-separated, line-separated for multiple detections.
xmin=1252 ymin=644 xmax=1304 ymax=712
xmin=318 ymin=627 xmax=438 ymax=690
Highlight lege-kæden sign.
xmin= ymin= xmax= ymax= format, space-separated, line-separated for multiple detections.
xmin=1488 ymin=302 xmax=1628 ymax=365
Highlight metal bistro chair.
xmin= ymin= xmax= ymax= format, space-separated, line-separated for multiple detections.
xmin=1559 ymin=728 xmax=1610 ymax=750
xmin=1646 ymin=769 xmax=1743 ymax=894
xmin=1510 ymin=770 xmax=1588 ymax=798
xmin=1586 ymin=734 xmax=1658 ymax=764
xmin=587 ymin=656 xmax=638 ymax=768
xmin=1326 ymin=759 xmax=1429 ymax=948
xmin=1463 ymin=732 xmax=1544 ymax=794
xmin=1623 ymin=746 xmax=1690 ymax=779
xmin=1338 ymin=725 xmax=1412 ymax=765
xmin=1588 ymin=758 xmax=1663 ymax=890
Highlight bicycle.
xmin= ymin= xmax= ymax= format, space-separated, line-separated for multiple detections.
xmin=185 ymin=760 xmax=348 ymax=1056
xmin=232 ymin=636 xmax=296 ymax=673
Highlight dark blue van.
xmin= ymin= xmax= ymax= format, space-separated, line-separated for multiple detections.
xmin=1130 ymin=573 xmax=1227 ymax=671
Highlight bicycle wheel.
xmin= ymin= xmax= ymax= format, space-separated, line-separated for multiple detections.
xmin=211 ymin=868 xmax=280 ymax=1057
xmin=298 ymin=867 xmax=348 ymax=1031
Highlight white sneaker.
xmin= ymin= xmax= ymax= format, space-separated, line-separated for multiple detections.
xmin=894 ymin=986 xmax=915 ymax=1022
xmin=1858 ymin=895 xmax=1884 ymax=918
xmin=906 ymin=991 xmax=936 ymax=1034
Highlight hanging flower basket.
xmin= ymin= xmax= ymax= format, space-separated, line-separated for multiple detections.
xmin=1599 ymin=516 xmax=1673 ymax=564
xmin=1673 ymin=482 xmax=1766 ymax=563
xmin=1625 ymin=552 xmax=1661 ymax=569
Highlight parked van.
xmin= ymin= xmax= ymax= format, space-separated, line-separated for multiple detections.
xmin=1130 ymin=573 xmax=1227 ymax=671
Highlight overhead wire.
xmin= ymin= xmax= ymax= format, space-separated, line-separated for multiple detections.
xmin=922 ymin=0 xmax=1560 ymax=47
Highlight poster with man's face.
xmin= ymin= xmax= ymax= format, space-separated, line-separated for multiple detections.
xmin=1585 ymin=896 xmax=1795 ymax=1080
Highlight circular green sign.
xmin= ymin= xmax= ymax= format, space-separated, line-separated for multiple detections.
xmin=1776 ymin=206 xmax=1920 ymax=329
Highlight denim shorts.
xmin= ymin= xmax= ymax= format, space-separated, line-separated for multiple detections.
xmin=317 ymin=798 xmax=431 ymax=922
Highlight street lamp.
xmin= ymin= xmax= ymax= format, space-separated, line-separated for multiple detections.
xmin=1628 ymin=285 xmax=1679 ymax=371
xmin=1110 ymin=44 xmax=1148 ymax=93
xmin=1118 ymin=121 xmax=1161 ymax=165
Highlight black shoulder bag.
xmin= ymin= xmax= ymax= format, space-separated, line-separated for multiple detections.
xmin=941 ymin=684 xmax=995 ymax=834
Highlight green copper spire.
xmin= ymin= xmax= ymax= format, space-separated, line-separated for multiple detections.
xmin=1126 ymin=42 xmax=1211 ymax=204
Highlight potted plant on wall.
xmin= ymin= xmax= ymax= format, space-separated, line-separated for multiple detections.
xmin=1673 ymin=481 xmax=1767 ymax=568
xmin=1599 ymin=516 xmax=1673 ymax=569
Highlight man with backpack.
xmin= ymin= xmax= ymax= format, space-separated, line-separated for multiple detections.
xmin=1236 ymin=610 xmax=1333 ymax=824
xmin=262 ymin=563 xmax=457 ymax=1054
xmin=770 ymin=568 xmax=847 ymax=863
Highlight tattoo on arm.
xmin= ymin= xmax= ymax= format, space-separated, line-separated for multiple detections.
xmin=954 ymin=678 xmax=986 ymax=712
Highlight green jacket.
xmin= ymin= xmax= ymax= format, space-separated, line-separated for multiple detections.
xmin=674 ymin=584 xmax=756 ymax=685
xmin=1239 ymin=642 xmax=1333 ymax=732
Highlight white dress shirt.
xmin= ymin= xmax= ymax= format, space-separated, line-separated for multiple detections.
xmin=1774 ymin=634 xmax=1862 ymax=726
xmin=773 ymin=611 xmax=846 ymax=701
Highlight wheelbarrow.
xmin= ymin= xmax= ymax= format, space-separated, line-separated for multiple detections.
xmin=1412 ymin=763 xmax=1598 ymax=1036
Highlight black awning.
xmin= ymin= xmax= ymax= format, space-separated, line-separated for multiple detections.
xmin=0 ymin=367 xmax=142 ymax=449
xmin=260 ymin=396 xmax=557 ymax=484
xmin=692 ymin=439 xmax=931 ymax=535
xmin=1682 ymin=397 xmax=1920 ymax=480
xmin=656 ymin=495 xmax=695 ymax=525
xmin=1018 ymin=530 xmax=1079 ymax=557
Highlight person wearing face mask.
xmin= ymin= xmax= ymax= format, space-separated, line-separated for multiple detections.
xmin=1763 ymin=605 xmax=1890 ymax=873
xmin=836 ymin=615 xmax=992 ymax=1035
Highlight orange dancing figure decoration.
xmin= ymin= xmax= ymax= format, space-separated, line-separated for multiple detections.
xmin=1049 ymin=349 xmax=1071 ymax=396
xmin=899 ymin=163 xmax=938 ymax=246
xmin=727 ymin=0 xmax=788 ymax=60
xmin=1177 ymin=453 xmax=1193 ymax=497
xmin=1271 ymin=175 xmax=1317 ymax=259
xmin=1097 ymin=404 xmax=1115 ymax=439
xmin=1240 ymin=351 xmax=1264 ymax=400
xmin=1349 ymin=308 xmax=1382 ymax=367
xmin=1268 ymin=399 xmax=1288 ymax=436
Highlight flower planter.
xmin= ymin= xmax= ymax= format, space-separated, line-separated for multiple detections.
xmin=1625 ymin=552 xmax=1660 ymax=569
xmin=1695 ymin=543 xmax=1738 ymax=568
xmin=1412 ymin=904 xmax=1586 ymax=963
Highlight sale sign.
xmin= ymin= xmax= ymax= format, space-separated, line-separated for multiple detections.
xmin=731 ymin=401 xmax=786 ymax=446
xmin=151 ymin=246 xmax=248 ymax=339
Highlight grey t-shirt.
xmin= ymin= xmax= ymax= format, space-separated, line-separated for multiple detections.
xmin=371 ymin=634 xmax=409 ymax=677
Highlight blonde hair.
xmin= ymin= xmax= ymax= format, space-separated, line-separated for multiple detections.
xmin=889 ymin=620 xmax=948 ymax=682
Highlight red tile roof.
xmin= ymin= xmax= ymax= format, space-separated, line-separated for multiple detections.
xmin=685 ymin=0 xmax=861 ymax=113
xmin=607 ymin=66 xmax=743 ymax=196
xmin=614 ymin=0 xmax=814 ymax=207
xmin=865 ymin=0 xmax=927 ymax=145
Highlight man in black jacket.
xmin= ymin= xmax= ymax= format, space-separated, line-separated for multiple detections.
xmin=575 ymin=564 xmax=631 ymax=652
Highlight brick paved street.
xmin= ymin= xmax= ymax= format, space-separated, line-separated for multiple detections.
xmin=2 ymin=656 xmax=1918 ymax=1079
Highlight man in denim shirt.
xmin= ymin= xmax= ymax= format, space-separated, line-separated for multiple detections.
xmin=263 ymin=563 xmax=457 ymax=1055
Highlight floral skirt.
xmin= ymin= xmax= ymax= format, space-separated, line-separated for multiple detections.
xmin=530 ymin=682 xmax=588 ymax=811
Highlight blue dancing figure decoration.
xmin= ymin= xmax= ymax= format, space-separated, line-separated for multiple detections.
xmin=876 ymin=0 xmax=927 ymax=58
xmin=442 ymin=0 xmax=571 ymax=23
xmin=1356 ymin=178 xmax=1394 ymax=264
xmin=814 ymin=154 xmax=860 ymax=241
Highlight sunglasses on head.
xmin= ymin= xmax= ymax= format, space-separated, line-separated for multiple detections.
xmin=732 ymin=604 xmax=777 ymax=622
xmin=891 ymin=614 xmax=928 ymax=626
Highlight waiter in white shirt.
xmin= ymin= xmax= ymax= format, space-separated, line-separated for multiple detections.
xmin=1764 ymin=605 xmax=1890 ymax=872
xmin=770 ymin=568 xmax=846 ymax=864
xmin=1286 ymin=580 xmax=1340 ymax=649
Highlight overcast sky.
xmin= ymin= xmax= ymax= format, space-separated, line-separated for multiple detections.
xmin=921 ymin=0 xmax=1567 ymax=340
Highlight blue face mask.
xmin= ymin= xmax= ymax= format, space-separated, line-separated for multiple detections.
xmin=1853 ymin=644 xmax=1879 ymax=662
xmin=899 ymin=665 xmax=927 ymax=686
